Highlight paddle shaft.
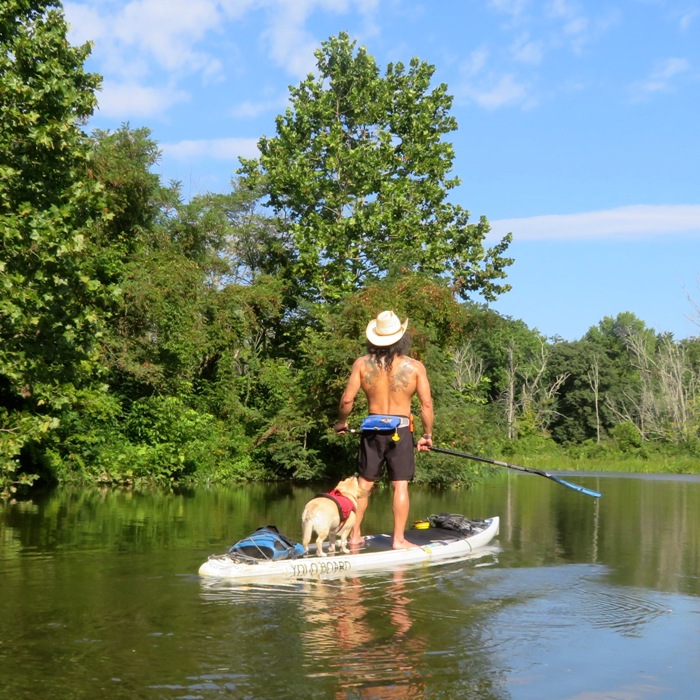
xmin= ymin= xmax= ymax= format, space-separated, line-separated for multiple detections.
xmin=428 ymin=446 xmax=601 ymax=498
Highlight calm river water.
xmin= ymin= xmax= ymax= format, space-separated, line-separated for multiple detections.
xmin=2 ymin=471 xmax=700 ymax=700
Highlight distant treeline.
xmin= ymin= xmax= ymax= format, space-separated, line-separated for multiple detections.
xmin=2 ymin=7 xmax=699 ymax=498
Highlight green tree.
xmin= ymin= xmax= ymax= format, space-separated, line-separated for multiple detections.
xmin=238 ymin=32 xmax=512 ymax=306
xmin=0 ymin=0 xmax=104 ymax=497
xmin=546 ymin=339 xmax=617 ymax=444
xmin=88 ymin=125 xmax=165 ymax=261
xmin=460 ymin=308 xmax=554 ymax=437
xmin=179 ymin=180 xmax=291 ymax=287
xmin=583 ymin=312 xmax=653 ymax=440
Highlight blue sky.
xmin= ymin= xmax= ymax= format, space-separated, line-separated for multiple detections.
xmin=64 ymin=0 xmax=700 ymax=341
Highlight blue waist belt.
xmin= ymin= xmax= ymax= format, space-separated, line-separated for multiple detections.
xmin=360 ymin=415 xmax=410 ymax=431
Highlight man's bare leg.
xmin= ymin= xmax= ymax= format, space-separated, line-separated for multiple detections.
xmin=391 ymin=480 xmax=416 ymax=549
xmin=350 ymin=476 xmax=374 ymax=545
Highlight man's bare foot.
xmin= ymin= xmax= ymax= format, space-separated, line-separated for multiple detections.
xmin=392 ymin=539 xmax=418 ymax=550
xmin=349 ymin=536 xmax=366 ymax=548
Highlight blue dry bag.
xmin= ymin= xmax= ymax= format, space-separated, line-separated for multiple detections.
xmin=227 ymin=525 xmax=306 ymax=561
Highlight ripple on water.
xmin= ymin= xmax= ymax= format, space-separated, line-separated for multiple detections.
xmin=575 ymin=585 xmax=672 ymax=636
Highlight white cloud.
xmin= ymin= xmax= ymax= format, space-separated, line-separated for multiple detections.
xmin=464 ymin=1 xmax=618 ymax=110
xmin=64 ymin=2 xmax=106 ymax=44
xmin=630 ymin=57 xmax=691 ymax=99
xmin=218 ymin=0 xmax=261 ymax=21
xmin=67 ymin=0 xmax=383 ymax=126
xmin=489 ymin=205 xmax=700 ymax=242
xmin=511 ymin=33 xmax=543 ymax=64
xmin=115 ymin=0 xmax=223 ymax=74
xmin=162 ymin=137 xmax=260 ymax=161
xmin=650 ymin=57 xmax=690 ymax=81
xmin=66 ymin=0 xmax=230 ymax=93
xmin=461 ymin=73 xmax=534 ymax=110
xmin=231 ymin=95 xmax=289 ymax=118
xmin=95 ymin=81 xmax=190 ymax=118
xmin=462 ymin=48 xmax=490 ymax=77
xmin=545 ymin=0 xmax=619 ymax=54
xmin=547 ymin=0 xmax=579 ymax=23
xmin=488 ymin=0 xmax=529 ymax=19
xmin=458 ymin=47 xmax=536 ymax=110
xmin=261 ymin=21 xmax=319 ymax=78
xmin=258 ymin=0 xmax=381 ymax=78
xmin=679 ymin=9 xmax=699 ymax=31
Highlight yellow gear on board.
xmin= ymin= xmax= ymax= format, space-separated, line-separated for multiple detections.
xmin=412 ymin=520 xmax=431 ymax=529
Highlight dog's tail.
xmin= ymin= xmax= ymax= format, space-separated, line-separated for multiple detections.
xmin=301 ymin=506 xmax=313 ymax=550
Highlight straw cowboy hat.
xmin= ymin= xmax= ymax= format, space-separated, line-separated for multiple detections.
xmin=365 ymin=311 xmax=409 ymax=347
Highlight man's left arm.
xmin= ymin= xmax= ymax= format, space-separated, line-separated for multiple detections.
xmin=415 ymin=363 xmax=434 ymax=451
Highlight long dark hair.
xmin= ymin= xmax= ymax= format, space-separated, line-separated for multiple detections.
xmin=367 ymin=334 xmax=411 ymax=370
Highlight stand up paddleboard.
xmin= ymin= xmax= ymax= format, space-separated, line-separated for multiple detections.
xmin=198 ymin=515 xmax=499 ymax=582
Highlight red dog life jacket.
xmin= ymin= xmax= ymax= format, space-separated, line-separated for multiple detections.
xmin=317 ymin=489 xmax=357 ymax=526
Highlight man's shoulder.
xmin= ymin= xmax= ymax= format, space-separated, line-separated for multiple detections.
xmin=397 ymin=355 xmax=425 ymax=370
xmin=355 ymin=355 xmax=378 ymax=373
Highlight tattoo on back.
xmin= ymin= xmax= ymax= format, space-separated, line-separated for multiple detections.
xmin=390 ymin=361 xmax=411 ymax=391
xmin=363 ymin=358 xmax=380 ymax=387
xmin=363 ymin=357 xmax=413 ymax=392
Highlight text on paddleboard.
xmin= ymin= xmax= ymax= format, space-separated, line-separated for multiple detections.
xmin=290 ymin=559 xmax=352 ymax=576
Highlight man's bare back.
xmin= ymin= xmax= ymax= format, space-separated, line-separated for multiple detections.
xmin=338 ymin=353 xmax=433 ymax=436
xmin=358 ymin=355 xmax=423 ymax=416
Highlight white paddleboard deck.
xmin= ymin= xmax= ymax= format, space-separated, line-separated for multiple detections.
xmin=198 ymin=516 xmax=499 ymax=582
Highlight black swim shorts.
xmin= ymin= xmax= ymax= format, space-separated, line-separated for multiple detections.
xmin=358 ymin=425 xmax=415 ymax=482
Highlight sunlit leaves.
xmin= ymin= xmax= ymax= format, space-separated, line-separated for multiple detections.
xmin=1 ymin=0 xmax=105 ymax=496
xmin=239 ymin=31 xmax=512 ymax=304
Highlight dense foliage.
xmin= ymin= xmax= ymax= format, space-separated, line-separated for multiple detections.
xmin=2 ymin=7 xmax=699 ymax=499
xmin=1 ymin=0 xmax=105 ymax=495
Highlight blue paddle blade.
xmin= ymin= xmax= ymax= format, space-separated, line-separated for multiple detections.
xmin=549 ymin=475 xmax=602 ymax=498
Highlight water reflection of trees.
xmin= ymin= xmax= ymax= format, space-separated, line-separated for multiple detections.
xmin=511 ymin=475 xmax=700 ymax=596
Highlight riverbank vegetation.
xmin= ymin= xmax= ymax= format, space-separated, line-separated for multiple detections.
xmin=2 ymin=3 xmax=699 ymax=499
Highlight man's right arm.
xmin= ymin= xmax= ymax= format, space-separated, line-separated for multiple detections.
xmin=335 ymin=358 xmax=363 ymax=433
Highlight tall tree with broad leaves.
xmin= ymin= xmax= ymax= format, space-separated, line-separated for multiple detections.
xmin=238 ymin=32 xmax=513 ymax=305
xmin=0 ymin=0 xmax=105 ymax=496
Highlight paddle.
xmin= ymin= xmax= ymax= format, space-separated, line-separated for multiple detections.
xmin=428 ymin=446 xmax=602 ymax=498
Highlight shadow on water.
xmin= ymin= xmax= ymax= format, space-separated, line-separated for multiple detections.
xmin=2 ymin=474 xmax=700 ymax=698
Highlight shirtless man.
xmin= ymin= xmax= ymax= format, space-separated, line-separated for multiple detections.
xmin=334 ymin=310 xmax=434 ymax=550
